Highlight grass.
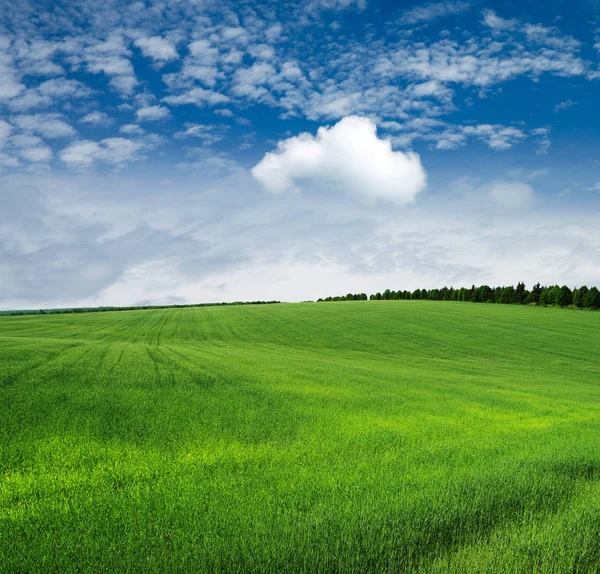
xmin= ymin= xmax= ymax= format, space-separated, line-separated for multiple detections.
xmin=1 ymin=301 xmax=600 ymax=572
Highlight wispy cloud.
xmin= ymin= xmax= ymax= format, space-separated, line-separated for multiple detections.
xmin=554 ymin=99 xmax=577 ymax=112
xmin=399 ymin=1 xmax=470 ymax=25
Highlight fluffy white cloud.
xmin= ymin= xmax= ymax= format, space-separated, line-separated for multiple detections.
xmin=13 ymin=113 xmax=76 ymax=138
xmin=0 ymin=41 xmax=25 ymax=99
xmin=136 ymin=105 xmax=171 ymax=121
xmin=84 ymin=34 xmax=137 ymax=95
xmin=134 ymin=36 xmax=178 ymax=62
xmin=11 ymin=134 xmax=53 ymax=162
xmin=486 ymin=180 xmax=535 ymax=210
xmin=6 ymin=89 xmax=51 ymax=112
xmin=0 ymin=120 xmax=12 ymax=145
xmin=60 ymin=138 xmax=143 ymax=167
xmin=38 ymin=78 xmax=92 ymax=98
xmin=119 ymin=124 xmax=145 ymax=135
xmin=252 ymin=116 xmax=426 ymax=203
xmin=80 ymin=111 xmax=113 ymax=125
xmin=461 ymin=124 xmax=525 ymax=150
xmin=163 ymin=87 xmax=229 ymax=107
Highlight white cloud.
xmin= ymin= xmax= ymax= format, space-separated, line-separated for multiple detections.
xmin=523 ymin=24 xmax=579 ymax=51
xmin=174 ymin=123 xmax=228 ymax=145
xmin=87 ymin=55 xmax=133 ymax=77
xmin=80 ymin=111 xmax=113 ymax=125
xmin=84 ymin=34 xmax=137 ymax=95
xmin=584 ymin=182 xmax=600 ymax=192
xmin=252 ymin=115 xmax=426 ymax=203
xmin=163 ymin=87 xmax=229 ymax=107
xmin=136 ymin=105 xmax=171 ymax=121
xmin=109 ymin=75 xmax=137 ymax=95
xmin=531 ymin=127 xmax=551 ymax=155
xmin=0 ymin=120 xmax=13 ymax=145
xmin=486 ymin=180 xmax=535 ymax=210
xmin=119 ymin=124 xmax=145 ymax=135
xmin=265 ymin=24 xmax=283 ymax=42
xmin=134 ymin=36 xmax=178 ymax=62
xmin=38 ymin=78 xmax=92 ymax=98
xmin=221 ymin=27 xmax=249 ymax=43
xmin=308 ymin=0 xmax=366 ymax=11
xmin=13 ymin=113 xmax=76 ymax=138
xmin=6 ymin=89 xmax=51 ymax=112
xmin=232 ymin=62 xmax=277 ymax=100
xmin=11 ymin=134 xmax=53 ymax=163
xmin=554 ymin=99 xmax=576 ymax=113
xmin=60 ymin=137 xmax=143 ymax=167
xmin=0 ymin=152 xmax=20 ymax=168
xmin=462 ymin=124 xmax=525 ymax=150
xmin=0 ymin=42 xmax=25 ymax=99
xmin=482 ymin=10 xmax=517 ymax=31
xmin=399 ymin=2 xmax=470 ymax=25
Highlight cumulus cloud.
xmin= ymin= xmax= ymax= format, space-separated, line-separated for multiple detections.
xmin=60 ymin=138 xmax=144 ymax=167
xmin=119 ymin=124 xmax=145 ymax=135
xmin=136 ymin=105 xmax=170 ymax=121
xmin=13 ymin=113 xmax=76 ymax=138
xmin=11 ymin=134 xmax=53 ymax=162
xmin=38 ymin=78 xmax=92 ymax=98
xmin=252 ymin=116 xmax=426 ymax=203
xmin=0 ymin=40 xmax=25 ymax=100
xmin=462 ymin=124 xmax=525 ymax=150
xmin=0 ymin=120 xmax=13 ymax=144
xmin=134 ymin=36 xmax=178 ymax=62
xmin=163 ymin=87 xmax=230 ymax=107
xmin=84 ymin=34 xmax=137 ymax=95
xmin=80 ymin=111 xmax=113 ymax=125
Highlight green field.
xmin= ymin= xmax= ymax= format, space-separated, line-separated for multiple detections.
xmin=1 ymin=301 xmax=600 ymax=572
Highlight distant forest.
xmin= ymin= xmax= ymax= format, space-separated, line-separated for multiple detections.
xmin=318 ymin=283 xmax=600 ymax=309
xmin=0 ymin=300 xmax=280 ymax=317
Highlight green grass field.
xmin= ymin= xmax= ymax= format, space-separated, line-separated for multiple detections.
xmin=1 ymin=301 xmax=600 ymax=572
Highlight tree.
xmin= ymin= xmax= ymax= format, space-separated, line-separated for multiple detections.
xmin=515 ymin=282 xmax=526 ymax=304
xmin=573 ymin=286 xmax=588 ymax=309
xmin=584 ymin=287 xmax=600 ymax=309
xmin=499 ymin=286 xmax=515 ymax=304
xmin=555 ymin=285 xmax=572 ymax=307
xmin=530 ymin=282 xmax=542 ymax=305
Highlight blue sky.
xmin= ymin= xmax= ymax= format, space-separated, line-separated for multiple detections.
xmin=1 ymin=0 xmax=599 ymax=308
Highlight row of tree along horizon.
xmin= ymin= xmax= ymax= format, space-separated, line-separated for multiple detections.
xmin=317 ymin=283 xmax=600 ymax=309
xmin=0 ymin=300 xmax=281 ymax=317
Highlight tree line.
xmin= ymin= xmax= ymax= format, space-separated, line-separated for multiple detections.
xmin=317 ymin=283 xmax=600 ymax=309
xmin=0 ymin=300 xmax=281 ymax=317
